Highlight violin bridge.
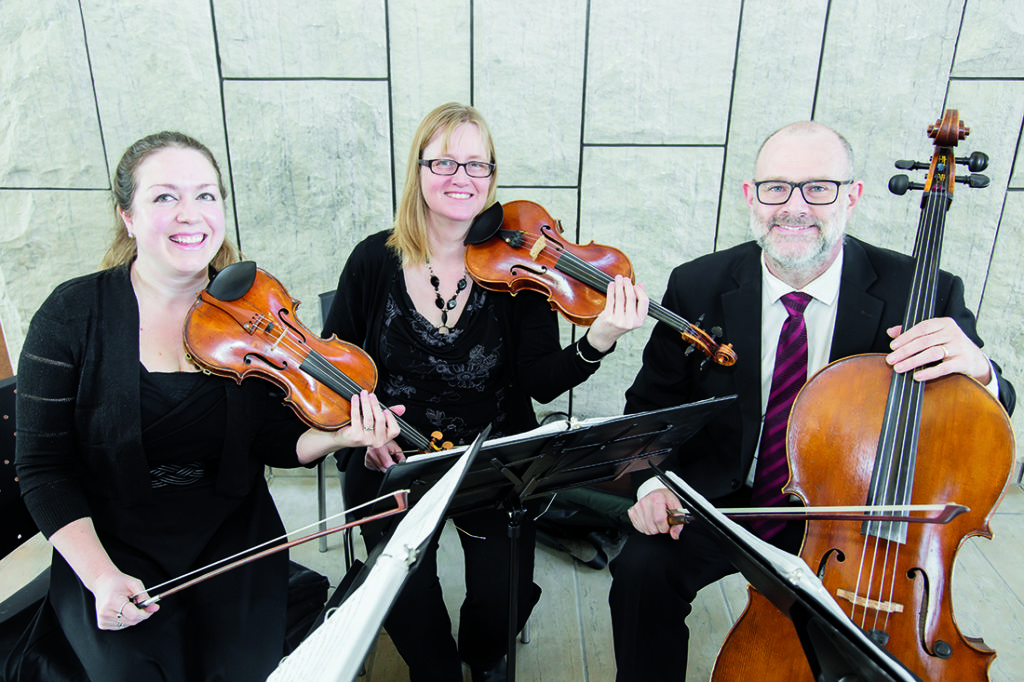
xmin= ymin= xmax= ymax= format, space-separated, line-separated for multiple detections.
xmin=530 ymin=235 xmax=547 ymax=260
xmin=836 ymin=588 xmax=904 ymax=614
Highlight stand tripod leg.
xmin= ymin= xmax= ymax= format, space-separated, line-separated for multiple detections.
xmin=506 ymin=503 xmax=524 ymax=681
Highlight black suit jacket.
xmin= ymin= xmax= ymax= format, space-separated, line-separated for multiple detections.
xmin=624 ymin=236 xmax=1015 ymax=500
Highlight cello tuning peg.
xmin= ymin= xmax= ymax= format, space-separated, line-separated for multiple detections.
xmin=894 ymin=159 xmax=929 ymax=171
xmin=955 ymin=151 xmax=988 ymax=172
xmin=955 ymin=173 xmax=990 ymax=189
xmin=888 ymin=174 xmax=925 ymax=196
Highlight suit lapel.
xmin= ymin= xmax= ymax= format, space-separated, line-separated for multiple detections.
xmin=831 ymin=238 xmax=886 ymax=361
xmin=721 ymin=248 xmax=764 ymax=454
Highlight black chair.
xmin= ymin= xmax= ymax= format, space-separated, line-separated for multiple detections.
xmin=0 ymin=376 xmax=88 ymax=681
xmin=315 ymin=290 xmax=355 ymax=569
xmin=0 ymin=374 xmax=49 ymax=647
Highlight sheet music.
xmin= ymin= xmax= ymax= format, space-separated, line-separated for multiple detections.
xmin=656 ymin=469 xmax=920 ymax=681
xmin=269 ymin=429 xmax=486 ymax=682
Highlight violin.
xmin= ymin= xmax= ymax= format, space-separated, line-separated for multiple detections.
xmin=712 ymin=111 xmax=1015 ymax=680
xmin=182 ymin=260 xmax=450 ymax=452
xmin=464 ymin=200 xmax=737 ymax=367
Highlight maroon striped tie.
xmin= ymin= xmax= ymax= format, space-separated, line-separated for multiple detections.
xmin=750 ymin=291 xmax=812 ymax=540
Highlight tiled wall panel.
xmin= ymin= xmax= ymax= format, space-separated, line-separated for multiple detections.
xmin=2 ymin=0 xmax=1022 ymax=461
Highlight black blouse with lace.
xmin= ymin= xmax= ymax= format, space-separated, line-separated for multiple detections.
xmin=377 ymin=277 xmax=510 ymax=445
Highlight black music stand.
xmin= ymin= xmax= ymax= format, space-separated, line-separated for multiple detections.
xmin=651 ymin=463 xmax=921 ymax=682
xmin=379 ymin=396 xmax=734 ymax=680
xmin=273 ymin=427 xmax=492 ymax=681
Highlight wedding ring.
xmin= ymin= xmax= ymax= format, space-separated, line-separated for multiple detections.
xmin=364 ymin=424 xmax=374 ymax=431
xmin=116 ymin=621 xmax=124 ymax=629
xmin=940 ymin=346 xmax=948 ymax=360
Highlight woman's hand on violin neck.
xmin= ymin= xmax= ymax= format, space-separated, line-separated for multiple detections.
xmin=296 ymin=391 xmax=405 ymax=464
xmin=587 ymin=276 xmax=650 ymax=352
xmin=886 ymin=318 xmax=993 ymax=385
xmin=629 ymin=488 xmax=684 ymax=540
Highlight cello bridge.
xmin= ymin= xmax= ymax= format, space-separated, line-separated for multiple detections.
xmin=836 ymin=588 xmax=904 ymax=614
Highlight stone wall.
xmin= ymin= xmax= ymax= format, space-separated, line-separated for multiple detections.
xmin=2 ymin=0 xmax=1022 ymax=462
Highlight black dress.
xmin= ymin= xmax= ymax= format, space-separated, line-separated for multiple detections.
xmin=344 ymin=279 xmax=539 ymax=680
xmin=49 ymin=368 xmax=289 ymax=681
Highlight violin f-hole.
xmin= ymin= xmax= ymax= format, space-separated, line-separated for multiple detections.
xmin=509 ymin=263 xmax=549 ymax=277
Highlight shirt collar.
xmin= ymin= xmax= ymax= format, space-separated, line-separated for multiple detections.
xmin=761 ymin=246 xmax=844 ymax=306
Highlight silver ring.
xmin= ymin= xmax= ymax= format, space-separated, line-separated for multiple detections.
xmin=116 ymin=621 xmax=125 ymax=629
xmin=940 ymin=346 xmax=948 ymax=360
xmin=364 ymin=425 xmax=374 ymax=431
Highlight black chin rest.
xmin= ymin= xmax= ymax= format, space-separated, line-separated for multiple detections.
xmin=206 ymin=261 xmax=258 ymax=301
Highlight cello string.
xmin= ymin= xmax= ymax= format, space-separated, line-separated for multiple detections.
xmin=881 ymin=177 xmax=947 ymax=633
xmin=858 ymin=164 xmax=949 ymax=634
xmin=848 ymin=155 xmax=949 ymax=629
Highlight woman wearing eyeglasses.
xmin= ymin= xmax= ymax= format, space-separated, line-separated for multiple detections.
xmin=322 ymin=102 xmax=648 ymax=681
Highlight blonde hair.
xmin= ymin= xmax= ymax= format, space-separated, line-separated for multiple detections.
xmin=386 ymin=103 xmax=498 ymax=266
xmin=100 ymin=131 xmax=239 ymax=270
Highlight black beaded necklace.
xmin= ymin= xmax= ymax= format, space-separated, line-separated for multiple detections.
xmin=427 ymin=262 xmax=468 ymax=334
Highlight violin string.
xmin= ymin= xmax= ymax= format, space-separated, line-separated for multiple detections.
xmin=244 ymin=314 xmax=433 ymax=451
xmin=508 ymin=230 xmax=700 ymax=337
xmin=135 ymin=493 xmax=394 ymax=599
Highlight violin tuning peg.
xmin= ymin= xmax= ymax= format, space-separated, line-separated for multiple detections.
xmin=710 ymin=326 xmax=723 ymax=339
xmin=955 ymin=151 xmax=988 ymax=172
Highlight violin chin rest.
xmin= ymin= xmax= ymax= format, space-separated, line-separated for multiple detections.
xmin=207 ymin=260 xmax=258 ymax=301
xmin=464 ymin=201 xmax=504 ymax=245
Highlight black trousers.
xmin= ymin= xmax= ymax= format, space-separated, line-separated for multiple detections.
xmin=346 ymin=459 xmax=540 ymax=682
xmin=608 ymin=489 xmax=803 ymax=681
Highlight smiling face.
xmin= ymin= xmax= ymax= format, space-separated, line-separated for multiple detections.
xmin=419 ymin=122 xmax=493 ymax=234
xmin=742 ymin=124 xmax=863 ymax=285
xmin=120 ymin=146 xmax=226 ymax=279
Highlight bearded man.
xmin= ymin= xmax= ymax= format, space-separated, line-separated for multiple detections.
xmin=607 ymin=121 xmax=1014 ymax=681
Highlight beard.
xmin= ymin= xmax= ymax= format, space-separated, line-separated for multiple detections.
xmin=750 ymin=209 xmax=847 ymax=275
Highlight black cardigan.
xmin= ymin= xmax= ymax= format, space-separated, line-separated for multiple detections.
xmin=322 ymin=230 xmax=608 ymax=438
xmin=15 ymin=264 xmax=306 ymax=537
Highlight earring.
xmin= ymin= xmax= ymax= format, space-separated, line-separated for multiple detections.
xmin=127 ymin=232 xmax=135 ymax=239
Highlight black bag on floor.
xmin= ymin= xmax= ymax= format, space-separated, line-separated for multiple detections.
xmin=284 ymin=561 xmax=329 ymax=654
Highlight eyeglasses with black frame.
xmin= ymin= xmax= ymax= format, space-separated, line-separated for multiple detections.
xmin=753 ymin=179 xmax=853 ymax=205
xmin=419 ymin=158 xmax=496 ymax=178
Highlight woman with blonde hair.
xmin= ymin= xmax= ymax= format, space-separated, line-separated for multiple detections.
xmin=323 ymin=103 xmax=648 ymax=681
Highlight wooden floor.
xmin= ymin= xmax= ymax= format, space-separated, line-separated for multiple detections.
xmin=3 ymin=471 xmax=1022 ymax=681
xmin=270 ymin=470 xmax=1024 ymax=681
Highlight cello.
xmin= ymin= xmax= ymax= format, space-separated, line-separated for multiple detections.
xmin=712 ymin=111 xmax=1015 ymax=680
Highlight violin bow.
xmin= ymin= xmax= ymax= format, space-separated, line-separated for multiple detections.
xmin=131 ymin=490 xmax=409 ymax=608
xmin=667 ymin=502 xmax=968 ymax=527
